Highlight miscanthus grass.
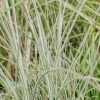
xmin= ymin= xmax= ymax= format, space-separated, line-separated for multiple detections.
xmin=0 ymin=0 xmax=100 ymax=100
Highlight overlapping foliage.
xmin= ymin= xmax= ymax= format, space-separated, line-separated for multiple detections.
xmin=0 ymin=0 xmax=100 ymax=100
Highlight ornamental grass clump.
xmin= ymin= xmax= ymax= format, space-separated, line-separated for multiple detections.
xmin=0 ymin=0 xmax=100 ymax=100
